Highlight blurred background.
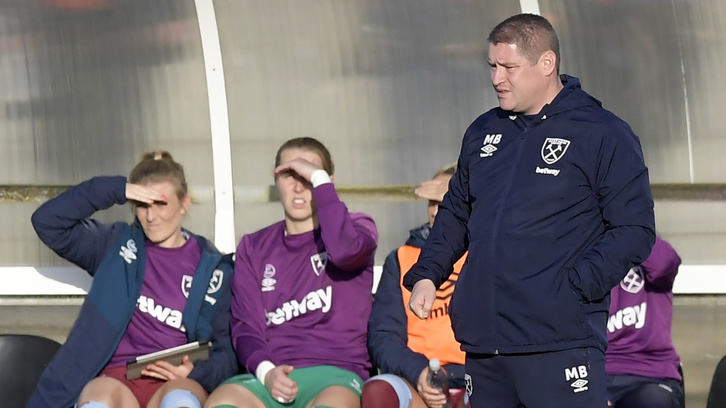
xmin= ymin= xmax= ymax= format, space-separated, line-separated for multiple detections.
xmin=0 ymin=0 xmax=725 ymax=406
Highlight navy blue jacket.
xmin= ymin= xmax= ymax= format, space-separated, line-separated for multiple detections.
xmin=369 ymin=224 xmax=466 ymax=388
xmin=27 ymin=176 xmax=237 ymax=408
xmin=404 ymin=75 xmax=655 ymax=355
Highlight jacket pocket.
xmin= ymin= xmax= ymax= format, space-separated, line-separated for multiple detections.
xmin=496 ymin=267 xmax=587 ymax=347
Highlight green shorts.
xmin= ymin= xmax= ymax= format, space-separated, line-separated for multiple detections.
xmin=223 ymin=365 xmax=363 ymax=407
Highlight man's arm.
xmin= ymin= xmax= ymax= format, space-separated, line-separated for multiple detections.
xmin=568 ymin=121 xmax=656 ymax=301
xmin=403 ymin=134 xmax=472 ymax=291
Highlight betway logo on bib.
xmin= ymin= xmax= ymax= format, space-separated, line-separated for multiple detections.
xmin=137 ymin=295 xmax=186 ymax=332
xmin=266 ymin=286 xmax=332 ymax=326
xmin=607 ymin=301 xmax=646 ymax=333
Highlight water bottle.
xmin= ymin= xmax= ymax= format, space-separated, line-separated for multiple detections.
xmin=427 ymin=359 xmax=451 ymax=408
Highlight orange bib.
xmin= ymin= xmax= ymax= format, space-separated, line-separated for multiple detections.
xmin=398 ymin=246 xmax=467 ymax=366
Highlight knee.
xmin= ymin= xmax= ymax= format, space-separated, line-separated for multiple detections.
xmin=362 ymin=380 xmax=392 ymax=407
xmin=78 ymin=377 xmax=135 ymax=407
xmin=160 ymin=389 xmax=202 ymax=408
xmin=203 ymin=384 xmax=252 ymax=408
xmin=615 ymin=383 xmax=680 ymax=408
xmin=361 ymin=376 xmax=410 ymax=408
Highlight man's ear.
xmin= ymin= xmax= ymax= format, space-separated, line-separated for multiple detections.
xmin=540 ymin=50 xmax=557 ymax=76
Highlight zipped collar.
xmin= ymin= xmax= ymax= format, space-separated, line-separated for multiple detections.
xmin=503 ymin=74 xmax=603 ymax=128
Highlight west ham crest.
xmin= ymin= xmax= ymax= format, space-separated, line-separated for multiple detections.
xmin=620 ymin=266 xmax=645 ymax=294
xmin=207 ymin=269 xmax=224 ymax=294
xmin=541 ymin=138 xmax=571 ymax=165
xmin=181 ymin=275 xmax=193 ymax=298
xmin=310 ymin=252 xmax=328 ymax=276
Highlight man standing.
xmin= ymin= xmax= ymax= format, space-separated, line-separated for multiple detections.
xmin=404 ymin=13 xmax=655 ymax=408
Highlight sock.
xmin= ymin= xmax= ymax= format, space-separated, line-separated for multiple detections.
xmin=159 ymin=389 xmax=202 ymax=408
xmin=78 ymin=403 xmax=111 ymax=408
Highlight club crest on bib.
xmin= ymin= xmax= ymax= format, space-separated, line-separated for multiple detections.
xmin=541 ymin=138 xmax=571 ymax=164
xmin=181 ymin=275 xmax=193 ymax=298
xmin=620 ymin=266 xmax=645 ymax=293
xmin=310 ymin=252 xmax=328 ymax=276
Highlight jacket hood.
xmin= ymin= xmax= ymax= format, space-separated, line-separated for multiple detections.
xmin=405 ymin=223 xmax=431 ymax=248
xmin=495 ymin=75 xmax=602 ymax=124
xmin=543 ymin=75 xmax=602 ymax=117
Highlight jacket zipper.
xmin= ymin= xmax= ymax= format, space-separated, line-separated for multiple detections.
xmin=488 ymin=117 xmax=529 ymax=350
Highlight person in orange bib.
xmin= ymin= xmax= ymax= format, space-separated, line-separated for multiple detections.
xmin=363 ymin=163 xmax=469 ymax=408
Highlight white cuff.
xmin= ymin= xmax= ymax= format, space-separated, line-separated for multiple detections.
xmin=310 ymin=169 xmax=331 ymax=188
xmin=256 ymin=360 xmax=276 ymax=384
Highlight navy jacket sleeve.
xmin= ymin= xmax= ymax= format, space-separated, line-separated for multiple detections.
xmin=568 ymin=121 xmax=656 ymax=301
xmin=31 ymin=176 xmax=128 ymax=274
xmin=403 ymin=130 xmax=473 ymax=290
xmin=369 ymin=250 xmax=428 ymax=386
xmin=188 ymin=255 xmax=239 ymax=391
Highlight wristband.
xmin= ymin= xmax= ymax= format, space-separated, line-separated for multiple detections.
xmin=256 ymin=360 xmax=276 ymax=384
xmin=310 ymin=169 xmax=331 ymax=188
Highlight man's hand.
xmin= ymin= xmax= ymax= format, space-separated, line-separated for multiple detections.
xmin=409 ymin=279 xmax=437 ymax=319
xmin=264 ymin=365 xmax=298 ymax=404
xmin=141 ymin=355 xmax=194 ymax=381
xmin=417 ymin=367 xmax=448 ymax=408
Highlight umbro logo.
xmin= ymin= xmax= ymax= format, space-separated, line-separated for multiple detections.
xmin=571 ymin=379 xmax=589 ymax=393
xmin=349 ymin=379 xmax=362 ymax=393
xmin=262 ymin=264 xmax=277 ymax=292
xmin=481 ymin=144 xmax=497 ymax=156
xmin=565 ymin=365 xmax=589 ymax=393
xmin=480 ymin=134 xmax=502 ymax=157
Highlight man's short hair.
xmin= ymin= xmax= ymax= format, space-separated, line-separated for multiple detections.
xmin=487 ymin=14 xmax=560 ymax=72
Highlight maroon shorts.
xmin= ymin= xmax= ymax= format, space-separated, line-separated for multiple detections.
xmin=98 ymin=366 xmax=165 ymax=408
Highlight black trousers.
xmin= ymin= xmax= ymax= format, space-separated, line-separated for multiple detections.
xmin=464 ymin=347 xmax=607 ymax=408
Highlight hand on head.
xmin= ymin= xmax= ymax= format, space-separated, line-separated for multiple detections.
xmin=126 ymin=183 xmax=167 ymax=205
xmin=273 ymin=158 xmax=322 ymax=182
xmin=415 ymin=179 xmax=449 ymax=203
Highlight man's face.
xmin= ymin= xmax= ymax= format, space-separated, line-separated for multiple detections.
xmin=488 ymin=42 xmax=547 ymax=114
